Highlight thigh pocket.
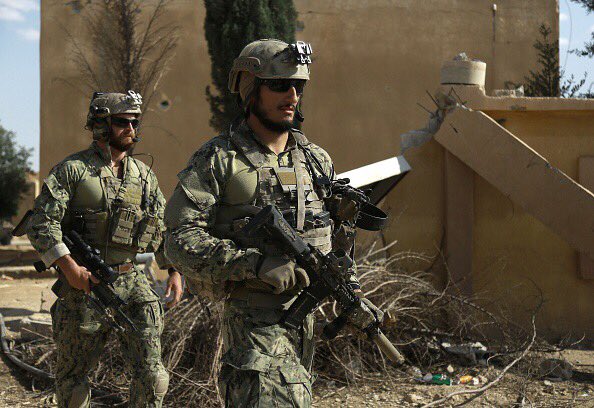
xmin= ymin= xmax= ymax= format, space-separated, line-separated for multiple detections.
xmin=127 ymin=301 xmax=164 ymax=334
xmin=51 ymin=297 xmax=102 ymax=338
xmin=220 ymin=349 xmax=271 ymax=407
xmin=279 ymin=365 xmax=312 ymax=408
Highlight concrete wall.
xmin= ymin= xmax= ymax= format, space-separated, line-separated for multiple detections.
xmin=414 ymin=85 xmax=594 ymax=340
xmin=41 ymin=1 xmax=593 ymax=339
xmin=41 ymin=0 xmax=558 ymax=198
xmin=41 ymin=0 xmax=213 ymax=197
xmin=473 ymin=110 xmax=594 ymax=339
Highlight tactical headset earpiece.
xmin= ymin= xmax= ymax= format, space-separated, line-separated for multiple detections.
xmin=86 ymin=90 xmax=142 ymax=141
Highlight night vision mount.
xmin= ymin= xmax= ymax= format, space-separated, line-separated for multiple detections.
xmin=290 ymin=41 xmax=313 ymax=64
xmin=125 ymin=90 xmax=143 ymax=106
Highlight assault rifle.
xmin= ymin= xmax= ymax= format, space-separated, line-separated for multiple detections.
xmin=34 ymin=230 xmax=138 ymax=334
xmin=242 ymin=205 xmax=405 ymax=365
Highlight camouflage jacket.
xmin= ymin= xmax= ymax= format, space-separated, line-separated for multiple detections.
xmin=164 ymin=122 xmax=358 ymax=290
xmin=28 ymin=142 xmax=167 ymax=267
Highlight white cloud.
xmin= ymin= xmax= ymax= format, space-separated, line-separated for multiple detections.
xmin=559 ymin=37 xmax=569 ymax=47
xmin=0 ymin=5 xmax=24 ymax=20
xmin=590 ymin=24 xmax=594 ymax=34
xmin=0 ymin=0 xmax=39 ymax=12
xmin=17 ymin=28 xmax=39 ymax=41
xmin=0 ymin=0 xmax=38 ymax=21
xmin=560 ymin=13 xmax=568 ymax=22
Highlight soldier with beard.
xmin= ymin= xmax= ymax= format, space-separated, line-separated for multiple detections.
xmin=164 ymin=40 xmax=382 ymax=407
xmin=26 ymin=91 xmax=182 ymax=408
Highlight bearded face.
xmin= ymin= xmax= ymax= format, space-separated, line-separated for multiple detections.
xmin=109 ymin=114 xmax=138 ymax=152
xmin=249 ymin=84 xmax=299 ymax=133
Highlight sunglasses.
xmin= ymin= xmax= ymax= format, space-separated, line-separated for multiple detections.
xmin=111 ymin=117 xmax=140 ymax=129
xmin=261 ymin=79 xmax=306 ymax=95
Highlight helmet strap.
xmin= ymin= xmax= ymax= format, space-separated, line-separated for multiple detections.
xmin=243 ymin=77 xmax=262 ymax=112
xmin=92 ymin=117 xmax=111 ymax=141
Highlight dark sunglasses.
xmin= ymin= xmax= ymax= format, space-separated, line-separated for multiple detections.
xmin=111 ymin=117 xmax=140 ymax=128
xmin=261 ymin=79 xmax=306 ymax=95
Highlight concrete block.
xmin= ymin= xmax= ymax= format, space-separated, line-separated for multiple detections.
xmin=434 ymin=108 xmax=594 ymax=259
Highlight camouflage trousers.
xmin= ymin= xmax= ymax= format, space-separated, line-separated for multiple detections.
xmin=219 ymin=298 xmax=315 ymax=408
xmin=50 ymin=268 xmax=169 ymax=408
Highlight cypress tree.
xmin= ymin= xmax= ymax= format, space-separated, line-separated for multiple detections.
xmin=510 ymin=24 xmax=585 ymax=97
xmin=204 ymin=0 xmax=297 ymax=132
xmin=523 ymin=25 xmax=562 ymax=97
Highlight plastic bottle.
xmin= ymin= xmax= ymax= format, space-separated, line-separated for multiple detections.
xmin=459 ymin=375 xmax=473 ymax=384
xmin=430 ymin=374 xmax=452 ymax=385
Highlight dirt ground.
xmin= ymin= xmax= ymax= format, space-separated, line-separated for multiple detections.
xmin=0 ymin=277 xmax=592 ymax=407
xmin=311 ymin=364 xmax=594 ymax=407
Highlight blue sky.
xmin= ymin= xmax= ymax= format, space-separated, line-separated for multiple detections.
xmin=0 ymin=0 xmax=39 ymax=170
xmin=0 ymin=1 xmax=592 ymax=172
xmin=560 ymin=0 xmax=594 ymax=92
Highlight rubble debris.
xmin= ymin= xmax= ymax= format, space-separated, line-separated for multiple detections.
xmin=19 ymin=315 xmax=52 ymax=341
xmin=539 ymin=358 xmax=573 ymax=381
xmin=441 ymin=341 xmax=490 ymax=365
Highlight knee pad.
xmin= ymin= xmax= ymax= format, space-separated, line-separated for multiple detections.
xmin=68 ymin=383 xmax=90 ymax=408
xmin=153 ymin=367 xmax=170 ymax=397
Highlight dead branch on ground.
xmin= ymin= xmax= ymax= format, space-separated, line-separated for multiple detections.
xmin=11 ymin=242 xmax=558 ymax=406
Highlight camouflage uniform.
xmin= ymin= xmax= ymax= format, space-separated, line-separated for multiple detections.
xmin=165 ymin=119 xmax=359 ymax=407
xmin=27 ymin=140 xmax=169 ymax=408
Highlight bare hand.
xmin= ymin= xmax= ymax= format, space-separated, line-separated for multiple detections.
xmin=165 ymin=271 xmax=183 ymax=308
xmin=55 ymin=255 xmax=99 ymax=294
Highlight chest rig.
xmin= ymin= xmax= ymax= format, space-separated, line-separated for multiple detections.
xmin=64 ymin=149 xmax=159 ymax=260
xmin=213 ymin=128 xmax=333 ymax=256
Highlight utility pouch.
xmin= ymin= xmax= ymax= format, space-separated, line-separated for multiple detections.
xmin=332 ymin=224 xmax=356 ymax=254
xmin=134 ymin=214 xmax=159 ymax=251
xmin=82 ymin=211 xmax=109 ymax=244
xmin=110 ymin=206 xmax=137 ymax=245
xmin=71 ymin=213 xmax=85 ymax=234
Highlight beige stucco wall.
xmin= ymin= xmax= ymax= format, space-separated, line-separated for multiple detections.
xmin=408 ymin=86 xmax=594 ymax=344
xmin=42 ymin=1 xmax=593 ymax=338
xmin=40 ymin=0 xmax=213 ymax=197
xmin=41 ymin=0 xmax=558 ymax=197
xmin=473 ymin=110 xmax=594 ymax=339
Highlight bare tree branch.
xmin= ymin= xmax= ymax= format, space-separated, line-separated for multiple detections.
xmin=63 ymin=0 xmax=179 ymax=117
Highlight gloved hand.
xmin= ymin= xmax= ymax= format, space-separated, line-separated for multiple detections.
xmin=348 ymin=297 xmax=385 ymax=330
xmin=257 ymin=256 xmax=310 ymax=294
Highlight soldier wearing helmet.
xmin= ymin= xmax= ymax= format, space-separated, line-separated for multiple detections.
xmin=165 ymin=40 xmax=377 ymax=406
xmin=25 ymin=91 xmax=181 ymax=407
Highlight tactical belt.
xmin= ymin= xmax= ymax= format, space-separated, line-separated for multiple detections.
xmin=110 ymin=262 xmax=135 ymax=274
xmin=229 ymin=287 xmax=298 ymax=310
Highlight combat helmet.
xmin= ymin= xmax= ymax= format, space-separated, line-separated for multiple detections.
xmin=85 ymin=90 xmax=143 ymax=140
xmin=228 ymin=39 xmax=313 ymax=115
